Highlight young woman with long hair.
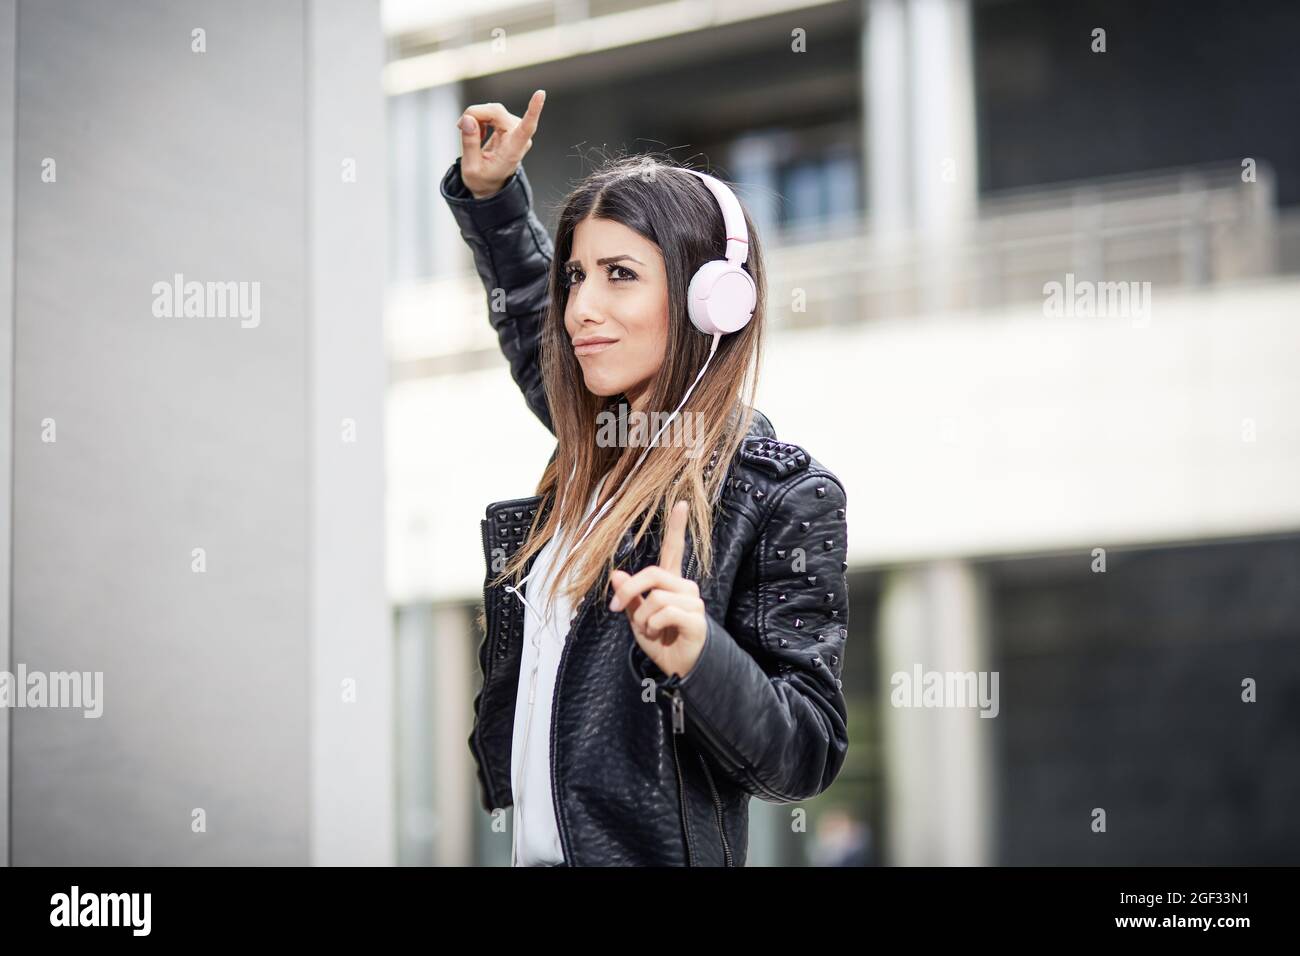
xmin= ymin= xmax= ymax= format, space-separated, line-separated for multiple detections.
xmin=441 ymin=90 xmax=851 ymax=866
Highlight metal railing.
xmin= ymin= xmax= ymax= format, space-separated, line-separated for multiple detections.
xmin=768 ymin=159 xmax=1281 ymax=329
xmin=388 ymin=159 xmax=1288 ymax=375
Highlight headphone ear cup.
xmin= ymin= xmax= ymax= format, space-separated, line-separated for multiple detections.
xmin=687 ymin=260 xmax=756 ymax=335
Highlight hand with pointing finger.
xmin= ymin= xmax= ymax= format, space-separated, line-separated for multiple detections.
xmin=457 ymin=89 xmax=546 ymax=199
xmin=608 ymin=500 xmax=708 ymax=681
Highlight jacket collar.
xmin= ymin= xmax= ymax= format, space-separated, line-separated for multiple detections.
xmin=745 ymin=407 xmax=777 ymax=440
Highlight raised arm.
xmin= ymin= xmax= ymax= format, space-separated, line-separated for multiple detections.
xmin=440 ymin=156 xmax=554 ymax=434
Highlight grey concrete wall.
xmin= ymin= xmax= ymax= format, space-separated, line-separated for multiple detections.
xmin=1 ymin=0 xmax=14 ymax=869
xmin=5 ymin=0 xmax=389 ymax=865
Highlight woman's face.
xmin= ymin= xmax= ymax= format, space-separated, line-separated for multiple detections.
xmin=563 ymin=215 xmax=669 ymax=409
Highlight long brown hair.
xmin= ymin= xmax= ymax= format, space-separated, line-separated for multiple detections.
xmin=492 ymin=152 xmax=767 ymax=620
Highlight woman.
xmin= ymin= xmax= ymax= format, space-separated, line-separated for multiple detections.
xmin=440 ymin=90 xmax=851 ymax=866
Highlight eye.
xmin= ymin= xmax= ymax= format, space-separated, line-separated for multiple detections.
xmin=563 ymin=263 xmax=638 ymax=288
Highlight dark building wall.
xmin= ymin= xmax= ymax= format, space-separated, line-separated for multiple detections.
xmin=985 ymin=535 xmax=1300 ymax=864
xmin=975 ymin=0 xmax=1300 ymax=205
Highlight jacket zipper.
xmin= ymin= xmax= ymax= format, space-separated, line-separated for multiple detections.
xmin=666 ymin=529 xmax=792 ymax=803
xmin=682 ymin=521 xmax=699 ymax=583
xmin=549 ymin=587 xmax=596 ymax=867
xmin=669 ymin=718 xmax=696 ymax=866
xmin=479 ymin=518 xmax=494 ymax=680
xmin=534 ymin=513 xmax=706 ymax=865
xmin=697 ymin=752 xmax=734 ymax=866
xmin=663 ymin=674 xmax=791 ymax=803
xmin=676 ymin=527 xmax=700 ymax=865
xmin=619 ymin=521 xmax=698 ymax=866
xmin=475 ymin=517 xmax=505 ymax=812
xmin=480 ymin=499 xmax=547 ymax=837
xmin=673 ymin=528 xmax=730 ymax=864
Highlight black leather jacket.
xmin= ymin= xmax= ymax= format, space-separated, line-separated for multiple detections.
xmin=441 ymin=157 xmax=851 ymax=866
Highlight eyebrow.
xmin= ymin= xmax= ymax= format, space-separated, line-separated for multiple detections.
xmin=562 ymin=254 xmax=646 ymax=269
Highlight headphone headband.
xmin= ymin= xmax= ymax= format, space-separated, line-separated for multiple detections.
xmin=681 ymin=168 xmax=750 ymax=267
xmin=678 ymin=166 xmax=756 ymax=337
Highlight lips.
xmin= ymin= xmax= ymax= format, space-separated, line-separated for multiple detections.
xmin=573 ymin=337 xmax=618 ymax=356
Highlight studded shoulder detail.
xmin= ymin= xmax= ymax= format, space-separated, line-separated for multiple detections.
xmin=738 ymin=437 xmax=811 ymax=479
xmin=486 ymin=495 xmax=546 ymax=563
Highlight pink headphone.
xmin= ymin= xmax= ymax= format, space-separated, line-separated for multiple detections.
xmin=681 ymin=168 xmax=757 ymax=336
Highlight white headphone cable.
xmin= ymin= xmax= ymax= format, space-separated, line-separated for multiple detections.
xmin=504 ymin=330 xmax=721 ymax=621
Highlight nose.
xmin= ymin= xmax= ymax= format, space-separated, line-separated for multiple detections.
xmin=568 ymin=275 xmax=608 ymax=329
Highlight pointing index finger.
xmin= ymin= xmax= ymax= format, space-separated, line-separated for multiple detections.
xmin=658 ymin=500 xmax=688 ymax=576
xmin=518 ymin=89 xmax=546 ymax=140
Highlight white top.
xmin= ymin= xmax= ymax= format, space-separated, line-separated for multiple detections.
xmin=510 ymin=477 xmax=608 ymax=867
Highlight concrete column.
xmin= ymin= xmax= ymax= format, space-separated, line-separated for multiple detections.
xmin=6 ymin=0 xmax=389 ymax=865
xmin=395 ymin=603 xmax=436 ymax=864
xmin=389 ymin=82 xmax=466 ymax=283
xmin=907 ymin=0 xmax=978 ymax=234
xmin=865 ymin=0 xmax=911 ymax=240
xmin=0 ymin=0 xmax=14 ymax=868
xmin=428 ymin=84 xmax=470 ymax=278
xmin=864 ymin=0 xmax=977 ymax=314
xmin=878 ymin=560 xmax=994 ymax=865
xmin=908 ymin=0 xmax=977 ymax=313
xmin=430 ymin=602 xmax=473 ymax=865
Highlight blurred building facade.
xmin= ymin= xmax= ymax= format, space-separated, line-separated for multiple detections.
xmin=383 ymin=0 xmax=1300 ymax=865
